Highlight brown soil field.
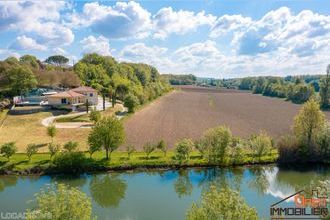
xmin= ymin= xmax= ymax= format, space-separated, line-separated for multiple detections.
xmin=124 ymin=86 xmax=330 ymax=149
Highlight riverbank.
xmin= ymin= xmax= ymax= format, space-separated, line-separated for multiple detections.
xmin=0 ymin=150 xmax=279 ymax=175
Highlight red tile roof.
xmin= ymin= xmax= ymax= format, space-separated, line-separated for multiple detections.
xmin=71 ymin=86 xmax=97 ymax=92
xmin=48 ymin=90 xmax=85 ymax=98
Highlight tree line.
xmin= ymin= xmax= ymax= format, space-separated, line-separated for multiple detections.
xmin=0 ymin=53 xmax=172 ymax=112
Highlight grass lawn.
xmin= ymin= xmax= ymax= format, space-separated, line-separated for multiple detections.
xmin=0 ymin=105 xmax=122 ymax=153
xmin=0 ymin=150 xmax=279 ymax=173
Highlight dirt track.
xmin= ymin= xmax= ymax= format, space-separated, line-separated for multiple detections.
xmin=124 ymin=86 xmax=330 ymax=149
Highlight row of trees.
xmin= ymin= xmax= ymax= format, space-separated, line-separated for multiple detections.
xmin=237 ymin=65 xmax=330 ymax=106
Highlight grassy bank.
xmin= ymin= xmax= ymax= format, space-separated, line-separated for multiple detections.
xmin=0 ymin=150 xmax=279 ymax=175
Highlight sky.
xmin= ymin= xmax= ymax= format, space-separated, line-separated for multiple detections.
xmin=0 ymin=0 xmax=330 ymax=78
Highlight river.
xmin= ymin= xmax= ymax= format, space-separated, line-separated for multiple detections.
xmin=0 ymin=164 xmax=329 ymax=219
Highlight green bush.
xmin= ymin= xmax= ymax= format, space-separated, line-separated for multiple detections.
xmin=186 ymin=185 xmax=258 ymax=220
xmin=53 ymin=152 xmax=88 ymax=173
xmin=143 ymin=143 xmax=156 ymax=159
xmin=89 ymin=108 xmax=101 ymax=123
xmin=175 ymin=139 xmax=194 ymax=163
xmin=124 ymin=94 xmax=140 ymax=113
xmin=26 ymin=144 xmax=38 ymax=161
xmin=26 ymin=183 xmax=93 ymax=220
xmin=277 ymin=135 xmax=300 ymax=163
xmin=249 ymin=132 xmax=273 ymax=160
xmin=63 ymin=141 xmax=79 ymax=152
xmin=0 ymin=142 xmax=16 ymax=160
xmin=156 ymin=140 xmax=167 ymax=156
xmin=48 ymin=143 xmax=60 ymax=159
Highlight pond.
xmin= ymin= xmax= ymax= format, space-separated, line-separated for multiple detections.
xmin=0 ymin=165 xmax=329 ymax=219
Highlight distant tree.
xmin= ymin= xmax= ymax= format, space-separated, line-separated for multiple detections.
xmin=4 ymin=66 xmax=37 ymax=97
xmin=47 ymin=124 xmax=57 ymax=143
xmin=293 ymin=98 xmax=326 ymax=156
xmin=19 ymin=55 xmax=39 ymax=69
xmin=320 ymin=64 xmax=330 ymax=108
xmin=199 ymin=126 xmax=232 ymax=163
xmin=89 ymin=108 xmax=101 ymax=123
xmin=124 ymin=94 xmax=140 ymax=113
xmin=186 ymin=185 xmax=258 ymax=220
xmin=63 ymin=141 xmax=78 ymax=152
xmin=126 ymin=145 xmax=136 ymax=160
xmin=26 ymin=144 xmax=38 ymax=161
xmin=249 ymin=132 xmax=273 ymax=160
xmin=143 ymin=143 xmax=155 ymax=159
xmin=175 ymin=139 xmax=194 ymax=163
xmin=26 ymin=183 xmax=93 ymax=220
xmin=88 ymin=117 xmax=125 ymax=160
xmin=45 ymin=55 xmax=69 ymax=66
xmin=48 ymin=143 xmax=61 ymax=159
xmin=156 ymin=139 xmax=167 ymax=157
xmin=0 ymin=142 xmax=16 ymax=160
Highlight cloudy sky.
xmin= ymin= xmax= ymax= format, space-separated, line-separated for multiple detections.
xmin=0 ymin=0 xmax=330 ymax=78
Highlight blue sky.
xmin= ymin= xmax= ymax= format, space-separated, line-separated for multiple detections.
xmin=0 ymin=0 xmax=330 ymax=78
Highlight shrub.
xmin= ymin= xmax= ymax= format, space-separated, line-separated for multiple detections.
xmin=26 ymin=183 xmax=93 ymax=220
xmin=249 ymin=131 xmax=273 ymax=160
xmin=0 ymin=142 xmax=16 ymax=160
xmin=48 ymin=143 xmax=60 ymax=159
xmin=175 ymin=139 xmax=194 ymax=163
xmin=186 ymin=185 xmax=258 ymax=220
xmin=316 ymin=122 xmax=330 ymax=160
xmin=63 ymin=141 xmax=78 ymax=152
xmin=199 ymin=126 xmax=232 ymax=163
xmin=124 ymin=94 xmax=140 ymax=113
xmin=53 ymin=152 xmax=88 ymax=173
xmin=26 ymin=144 xmax=38 ymax=161
xmin=126 ymin=145 xmax=136 ymax=159
xmin=47 ymin=124 xmax=57 ymax=142
xmin=143 ymin=143 xmax=155 ymax=159
xmin=277 ymin=135 xmax=300 ymax=163
xmin=156 ymin=140 xmax=167 ymax=156
xmin=89 ymin=108 xmax=101 ymax=123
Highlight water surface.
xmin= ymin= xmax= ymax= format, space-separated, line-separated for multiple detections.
xmin=0 ymin=165 xmax=329 ymax=219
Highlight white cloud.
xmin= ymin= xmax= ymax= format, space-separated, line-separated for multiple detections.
xmin=80 ymin=35 xmax=112 ymax=56
xmin=153 ymin=7 xmax=216 ymax=39
xmin=10 ymin=35 xmax=47 ymax=51
xmin=70 ymin=1 xmax=152 ymax=39
xmin=0 ymin=1 xmax=74 ymax=47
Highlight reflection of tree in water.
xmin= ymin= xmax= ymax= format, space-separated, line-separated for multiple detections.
xmin=275 ymin=165 xmax=330 ymax=192
xmin=230 ymin=167 xmax=244 ymax=191
xmin=0 ymin=176 xmax=18 ymax=192
xmin=174 ymin=169 xmax=193 ymax=198
xmin=89 ymin=173 xmax=127 ymax=208
xmin=50 ymin=175 xmax=88 ymax=188
xmin=197 ymin=168 xmax=230 ymax=192
xmin=248 ymin=166 xmax=274 ymax=195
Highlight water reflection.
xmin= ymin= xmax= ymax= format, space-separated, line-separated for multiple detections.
xmin=89 ymin=173 xmax=127 ymax=208
xmin=50 ymin=174 xmax=88 ymax=188
xmin=174 ymin=169 xmax=193 ymax=198
xmin=0 ymin=176 xmax=18 ymax=192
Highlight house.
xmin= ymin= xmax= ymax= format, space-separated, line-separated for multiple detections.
xmin=71 ymin=86 xmax=98 ymax=105
xmin=46 ymin=86 xmax=98 ymax=110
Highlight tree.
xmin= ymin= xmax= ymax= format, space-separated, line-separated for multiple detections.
xmin=156 ymin=140 xmax=167 ymax=157
xmin=88 ymin=142 xmax=100 ymax=158
xmin=47 ymin=124 xmax=57 ymax=143
xmin=0 ymin=142 xmax=16 ymax=160
xmin=126 ymin=145 xmax=135 ymax=160
xmin=45 ymin=55 xmax=69 ymax=66
xmin=88 ymin=117 xmax=125 ymax=160
xmin=19 ymin=55 xmax=39 ymax=69
xmin=175 ymin=139 xmax=194 ymax=163
xmin=4 ymin=66 xmax=37 ymax=97
xmin=199 ymin=126 xmax=232 ymax=163
xmin=186 ymin=185 xmax=258 ymax=220
xmin=320 ymin=64 xmax=330 ymax=108
xmin=124 ymin=94 xmax=140 ymax=113
xmin=293 ymin=98 xmax=326 ymax=156
xmin=48 ymin=143 xmax=60 ymax=159
xmin=249 ymin=132 xmax=273 ymax=160
xmin=89 ymin=108 xmax=101 ymax=123
xmin=26 ymin=183 xmax=93 ymax=220
xmin=316 ymin=122 xmax=330 ymax=160
xmin=26 ymin=144 xmax=38 ymax=161
xmin=63 ymin=141 xmax=78 ymax=152
xmin=143 ymin=143 xmax=155 ymax=159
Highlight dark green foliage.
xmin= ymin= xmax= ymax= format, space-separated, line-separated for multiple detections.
xmin=0 ymin=142 xmax=16 ymax=160
xmin=45 ymin=55 xmax=69 ymax=66
xmin=124 ymin=94 xmax=140 ymax=113
xmin=53 ymin=152 xmax=88 ymax=173
xmin=175 ymin=139 xmax=194 ymax=162
xmin=162 ymin=74 xmax=197 ymax=85
xmin=63 ymin=141 xmax=79 ymax=152
xmin=319 ymin=65 xmax=330 ymax=108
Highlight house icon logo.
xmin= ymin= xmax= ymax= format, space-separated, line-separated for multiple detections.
xmin=270 ymin=187 xmax=329 ymax=219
